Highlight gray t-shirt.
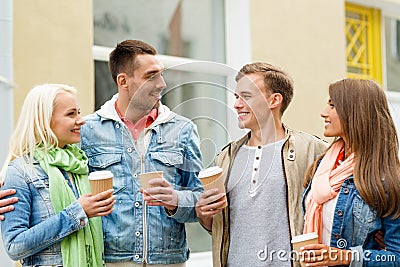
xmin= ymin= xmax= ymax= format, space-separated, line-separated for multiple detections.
xmin=226 ymin=139 xmax=291 ymax=267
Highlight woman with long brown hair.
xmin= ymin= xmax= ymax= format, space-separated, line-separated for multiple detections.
xmin=301 ymin=79 xmax=400 ymax=266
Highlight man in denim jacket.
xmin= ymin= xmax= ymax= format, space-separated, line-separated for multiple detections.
xmin=80 ymin=40 xmax=203 ymax=266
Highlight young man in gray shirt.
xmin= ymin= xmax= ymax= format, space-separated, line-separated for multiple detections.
xmin=196 ymin=62 xmax=327 ymax=267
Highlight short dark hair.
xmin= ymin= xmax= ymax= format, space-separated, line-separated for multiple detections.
xmin=236 ymin=62 xmax=294 ymax=115
xmin=108 ymin=40 xmax=157 ymax=84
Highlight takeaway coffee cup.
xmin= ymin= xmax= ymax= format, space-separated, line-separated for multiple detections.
xmin=88 ymin=170 xmax=114 ymax=195
xmin=291 ymin=232 xmax=319 ymax=266
xmin=198 ymin=166 xmax=227 ymax=208
xmin=139 ymin=171 xmax=163 ymax=190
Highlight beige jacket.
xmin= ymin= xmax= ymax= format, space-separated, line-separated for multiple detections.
xmin=210 ymin=126 xmax=328 ymax=267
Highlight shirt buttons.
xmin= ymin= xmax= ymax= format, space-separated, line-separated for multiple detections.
xmin=127 ymin=147 xmax=133 ymax=153
xmin=134 ymin=255 xmax=140 ymax=260
xmin=134 ymin=201 xmax=140 ymax=208
xmin=255 ymin=157 xmax=260 ymax=160
xmin=135 ymin=231 xmax=141 ymax=237
xmin=252 ymin=180 xmax=256 ymax=184
xmin=258 ymin=146 xmax=262 ymax=149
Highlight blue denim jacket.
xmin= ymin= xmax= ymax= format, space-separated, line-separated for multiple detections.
xmin=0 ymin=158 xmax=88 ymax=266
xmin=80 ymin=96 xmax=203 ymax=264
xmin=303 ymin=176 xmax=400 ymax=267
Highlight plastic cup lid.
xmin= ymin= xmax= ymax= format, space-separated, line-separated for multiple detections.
xmin=198 ymin=166 xmax=223 ymax=178
xmin=291 ymin=232 xmax=318 ymax=243
xmin=88 ymin=170 xmax=114 ymax=180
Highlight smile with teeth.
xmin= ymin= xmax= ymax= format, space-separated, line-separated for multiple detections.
xmin=71 ymin=129 xmax=80 ymax=133
xmin=238 ymin=112 xmax=249 ymax=119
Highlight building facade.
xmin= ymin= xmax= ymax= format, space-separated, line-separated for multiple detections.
xmin=1 ymin=0 xmax=400 ymax=266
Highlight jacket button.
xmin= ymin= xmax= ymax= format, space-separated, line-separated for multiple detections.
xmin=116 ymin=124 xmax=120 ymax=129
xmin=80 ymin=219 xmax=86 ymax=226
xmin=127 ymin=147 xmax=133 ymax=153
xmin=135 ymin=231 xmax=140 ymax=237
xmin=334 ymin=233 xmax=340 ymax=239
xmin=343 ymin=188 xmax=349 ymax=194
xmin=133 ymin=173 xmax=138 ymax=178
xmin=134 ymin=202 xmax=140 ymax=208
xmin=337 ymin=210 xmax=343 ymax=216
xmin=134 ymin=254 xmax=140 ymax=260
xmin=20 ymin=260 xmax=24 ymax=264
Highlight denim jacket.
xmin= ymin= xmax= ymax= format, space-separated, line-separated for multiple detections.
xmin=0 ymin=158 xmax=88 ymax=266
xmin=303 ymin=175 xmax=400 ymax=267
xmin=80 ymin=94 xmax=203 ymax=264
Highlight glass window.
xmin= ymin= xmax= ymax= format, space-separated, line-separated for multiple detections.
xmin=385 ymin=17 xmax=400 ymax=92
xmin=94 ymin=0 xmax=225 ymax=62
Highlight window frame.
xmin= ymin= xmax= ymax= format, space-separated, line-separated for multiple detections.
xmin=348 ymin=0 xmax=400 ymax=92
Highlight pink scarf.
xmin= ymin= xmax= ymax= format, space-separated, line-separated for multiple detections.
xmin=303 ymin=139 xmax=355 ymax=243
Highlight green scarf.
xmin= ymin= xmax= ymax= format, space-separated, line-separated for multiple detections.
xmin=34 ymin=144 xmax=104 ymax=267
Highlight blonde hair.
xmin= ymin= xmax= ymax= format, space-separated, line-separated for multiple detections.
xmin=0 ymin=84 xmax=77 ymax=180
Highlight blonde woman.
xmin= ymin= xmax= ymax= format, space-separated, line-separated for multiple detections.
xmin=301 ymin=79 xmax=400 ymax=266
xmin=0 ymin=84 xmax=115 ymax=267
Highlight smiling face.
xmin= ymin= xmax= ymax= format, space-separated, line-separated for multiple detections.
xmin=50 ymin=92 xmax=85 ymax=148
xmin=320 ymin=98 xmax=344 ymax=139
xmin=126 ymin=54 xmax=166 ymax=113
xmin=234 ymin=73 xmax=272 ymax=131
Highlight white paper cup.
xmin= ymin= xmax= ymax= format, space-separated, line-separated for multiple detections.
xmin=199 ymin=166 xmax=227 ymax=208
xmin=139 ymin=171 xmax=163 ymax=190
xmin=291 ymin=232 xmax=319 ymax=267
xmin=88 ymin=170 xmax=114 ymax=195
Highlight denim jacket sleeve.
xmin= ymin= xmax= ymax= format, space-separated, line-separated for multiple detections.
xmin=0 ymin=164 xmax=88 ymax=261
xmin=349 ymin=215 xmax=400 ymax=267
xmin=166 ymin=122 xmax=204 ymax=223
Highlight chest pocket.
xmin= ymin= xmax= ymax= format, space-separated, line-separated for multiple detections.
xmin=88 ymin=152 xmax=125 ymax=193
xmin=352 ymin=194 xmax=377 ymax=223
xmin=30 ymin=177 xmax=50 ymax=201
xmin=148 ymin=149 xmax=184 ymax=186
xmin=150 ymin=150 xmax=183 ymax=166
xmin=351 ymin=194 xmax=379 ymax=245
xmin=89 ymin=152 xmax=122 ymax=168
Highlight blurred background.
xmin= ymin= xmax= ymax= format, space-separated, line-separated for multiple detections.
xmin=1 ymin=0 xmax=400 ymax=266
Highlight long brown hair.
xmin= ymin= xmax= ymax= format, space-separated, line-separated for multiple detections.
xmin=304 ymin=79 xmax=400 ymax=219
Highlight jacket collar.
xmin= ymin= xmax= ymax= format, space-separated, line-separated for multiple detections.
xmin=231 ymin=123 xmax=295 ymax=161
xmin=96 ymin=93 xmax=176 ymax=125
